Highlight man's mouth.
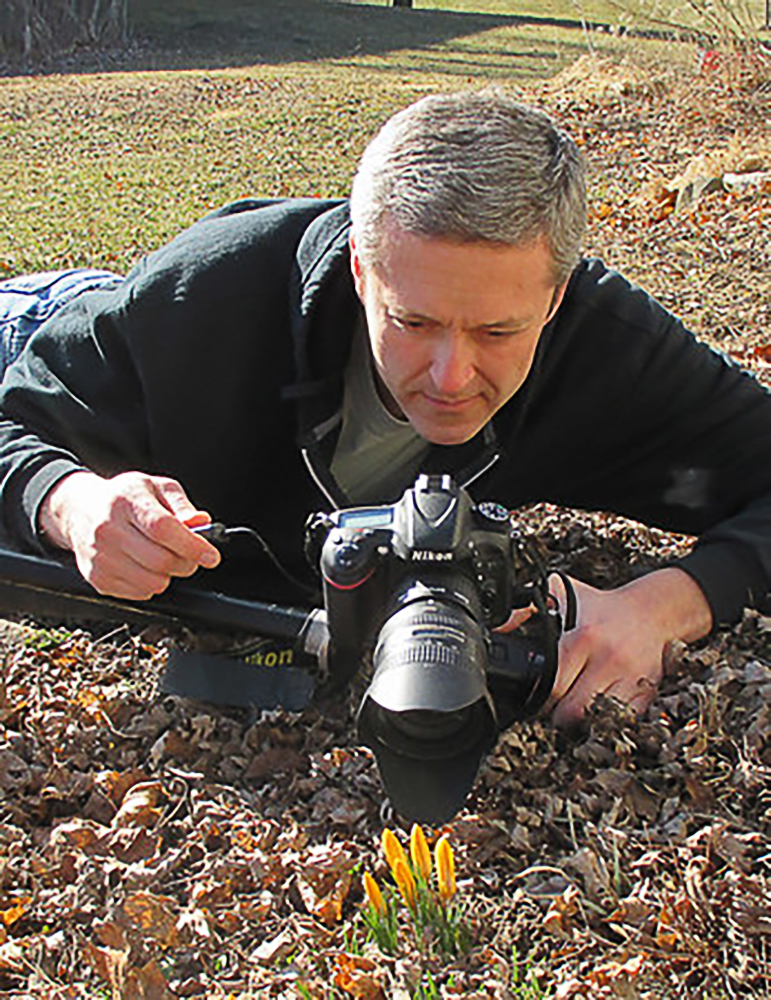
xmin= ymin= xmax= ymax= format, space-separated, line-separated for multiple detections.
xmin=420 ymin=392 xmax=480 ymax=410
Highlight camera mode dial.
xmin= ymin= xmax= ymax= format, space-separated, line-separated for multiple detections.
xmin=322 ymin=529 xmax=380 ymax=589
xmin=476 ymin=501 xmax=511 ymax=525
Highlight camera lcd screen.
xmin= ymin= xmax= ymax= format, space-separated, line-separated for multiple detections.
xmin=338 ymin=508 xmax=394 ymax=529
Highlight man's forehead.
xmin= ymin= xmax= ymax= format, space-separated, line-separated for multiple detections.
xmin=373 ymin=219 xmax=547 ymax=254
xmin=370 ymin=222 xmax=554 ymax=269
xmin=366 ymin=228 xmax=558 ymax=302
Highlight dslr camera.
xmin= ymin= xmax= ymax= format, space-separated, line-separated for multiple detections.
xmin=308 ymin=474 xmax=561 ymax=824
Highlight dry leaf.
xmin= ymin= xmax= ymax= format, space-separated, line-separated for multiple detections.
xmin=82 ymin=940 xmax=128 ymax=991
xmin=237 ymin=893 xmax=273 ymax=922
xmin=252 ymin=929 xmax=294 ymax=966
xmin=0 ymin=939 xmax=24 ymax=972
xmin=0 ymin=895 xmax=31 ymax=927
xmin=94 ymin=769 xmax=149 ymax=807
xmin=149 ymin=729 xmax=199 ymax=767
xmin=107 ymin=826 xmax=162 ymax=865
xmin=93 ymin=918 xmax=128 ymax=951
xmin=191 ymin=879 xmax=233 ymax=909
xmin=334 ymin=952 xmax=387 ymax=1000
xmin=727 ymin=873 xmax=771 ymax=936
xmin=295 ymin=844 xmax=354 ymax=927
xmin=565 ymin=847 xmax=612 ymax=901
xmin=123 ymin=958 xmax=175 ymax=999
xmin=608 ymin=894 xmax=654 ymax=927
xmin=0 ymin=750 xmax=31 ymax=791
xmin=624 ymin=778 xmax=661 ymax=821
xmin=112 ymin=781 xmax=164 ymax=830
xmin=544 ymin=885 xmax=580 ymax=939
xmin=48 ymin=818 xmax=107 ymax=855
xmin=655 ymin=894 xmax=691 ymax=949
xmin=121 ymin=891 xmax=180 ymax=948
xmin=176 ymin=907 xmax=213 ymax=941
xmin=589 ymin=953 xmax=646 ymax=997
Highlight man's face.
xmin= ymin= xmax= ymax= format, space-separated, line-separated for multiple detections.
xmin=350 ymin=225 xmax=566 ymax=446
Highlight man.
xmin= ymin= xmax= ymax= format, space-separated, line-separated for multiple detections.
xmin=0 ymin=91 xmax=769 ymax=728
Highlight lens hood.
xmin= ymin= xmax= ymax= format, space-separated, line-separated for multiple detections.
xmin=357 ymin=595 xmax=497 ymax=823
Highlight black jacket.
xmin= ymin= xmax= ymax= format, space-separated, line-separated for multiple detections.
xmin=0 ymin=198 xmax=769 ymax=623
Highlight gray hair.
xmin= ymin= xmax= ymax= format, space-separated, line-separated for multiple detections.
xmin=350 ymin=90 xmax=586 ymax=284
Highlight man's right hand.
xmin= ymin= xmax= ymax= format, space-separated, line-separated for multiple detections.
xmin=38 ymin=470 xmax=221 ymax=600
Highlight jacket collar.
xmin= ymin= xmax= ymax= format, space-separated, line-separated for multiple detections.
xmin=285 ymin=203 xmax=361 ymax=427
xmin=287 ymin=201 xmax=502 ymax=508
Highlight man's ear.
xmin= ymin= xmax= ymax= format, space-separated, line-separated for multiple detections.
xmin=349 ymin=234 xmax=366 ymax=301
xmin=545 ymin=282 xmax=568 ymax=325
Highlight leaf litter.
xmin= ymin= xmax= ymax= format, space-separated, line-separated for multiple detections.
xmin=0 ymin=42 xmax=769 ymax=1000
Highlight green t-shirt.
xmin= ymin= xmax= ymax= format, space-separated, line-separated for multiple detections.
xmin=330 ymin=323 xmax=428 ymax=504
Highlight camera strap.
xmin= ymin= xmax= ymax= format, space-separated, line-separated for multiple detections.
xmin=160 ymin=646 xmax=317 ymax=712
xmin=551 ymin=570 xmax=578 ymax=631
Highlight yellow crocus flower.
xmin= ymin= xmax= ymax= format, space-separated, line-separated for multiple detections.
xmin=410 ymin=823 xmax=432 ymax=881
xmin=363 ymin=871 xmax=386 ymax=915
xmin=392 ymin=855 xmax=417 ymax=910
xmin=382 ymin=828 xmax=409 ymax=875
xmin=435 ymin=835 xmax=456 ymax=901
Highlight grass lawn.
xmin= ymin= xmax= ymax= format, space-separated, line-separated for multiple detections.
xmin=0 ymin=0 xmax=727 ymax=275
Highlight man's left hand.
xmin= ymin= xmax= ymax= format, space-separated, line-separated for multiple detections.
xmin=548 ymin=568 xmax=713 ymax=725
xmin=498 ymin=567 xmax=713 ymax=726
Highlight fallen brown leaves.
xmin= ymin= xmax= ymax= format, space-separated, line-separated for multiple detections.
xmin=0 ymin=533 xmax=767 ymax=998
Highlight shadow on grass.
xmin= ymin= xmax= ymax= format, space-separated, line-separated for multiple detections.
xmin=0 ymin=0 xmax=630 ymax=79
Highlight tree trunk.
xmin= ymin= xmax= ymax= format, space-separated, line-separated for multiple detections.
xmin=0 ymin=0 xmax=128 ymax=60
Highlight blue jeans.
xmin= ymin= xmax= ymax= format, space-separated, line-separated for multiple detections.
xmin=0 ymin=268 xmax=122 ymax=376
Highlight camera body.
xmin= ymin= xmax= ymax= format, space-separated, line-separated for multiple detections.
xmin=307 ymin=474 xmax=559 ymax=823
xmin=317 ymin=473 xmax=528 ymax=670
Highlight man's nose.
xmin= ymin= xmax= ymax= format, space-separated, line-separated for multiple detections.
xmin=430 ymin=333 xmax=475 ymax=395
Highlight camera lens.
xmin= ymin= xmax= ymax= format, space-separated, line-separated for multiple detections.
xmin=356 ymin=583 xmax=498 ymax=822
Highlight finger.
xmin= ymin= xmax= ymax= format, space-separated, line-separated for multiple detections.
xmin=181 ymin=510 xmax=211 ymax=529
xmin=495 ymin=606 xmax=535 ymax=632
xmin=151 ymin=476 xmax=202 ymax=521
xmin=550 ymin=628 xmax=591 ymax=704
xmin=84 ymin=516 xmax=208 ymax=598
xmin=83 ymin=539 xmax=179 ymax=600
xmin=552 ymin=689 xmax=591 ymax=728
xmin=544 ymin=631 xmax=591 ymax=724
xmin=547 ymin=572 xmax=568 ymax=618
xmin=554 ymin=657 xmax=662 ymax=726
xmin=89 ymin=566 xmax=173 ymax=601
xmin=146 ymin=477 xmax=219 ymax=560
xmin=118 ymin=521 xmax=208 ymax=579
xmin=553 ymin=653 xmax=623 ymax=726
xmin=604 ymin=671 xmax=662 ymax=713
xmin=129 ymin=501 xmax=220 ymax=569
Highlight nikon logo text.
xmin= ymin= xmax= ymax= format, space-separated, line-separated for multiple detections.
xmin=411 ymin=551 xmax=453 ymax=561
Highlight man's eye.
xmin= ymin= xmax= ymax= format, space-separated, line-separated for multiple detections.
xmin=394 ymin=317 xmax=427 ymax=332
xmin=483 ymin=328 xmax=522 ymax=339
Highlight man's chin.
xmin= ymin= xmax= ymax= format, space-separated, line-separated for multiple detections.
xmin=412 ymin=417 xmax=485 ymax=447
xmin=401 ymin=395 xmax=491 ymax=446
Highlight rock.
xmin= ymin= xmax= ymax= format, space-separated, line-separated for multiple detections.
xmin=722 ymin=171 xmax=771 ymax=195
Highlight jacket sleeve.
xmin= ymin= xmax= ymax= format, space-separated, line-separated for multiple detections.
xmin=0 ymin=285 xmax=149 ymax=552
xmin=500 ymin=260 xmax=771 ymax=627
xmin=0 ymin=197 xmax=345 ymax=557
xmin=602 ymin=296 xmax=771 ymax=625
xmin=677 ymin=493 xmax=771 ymax=625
